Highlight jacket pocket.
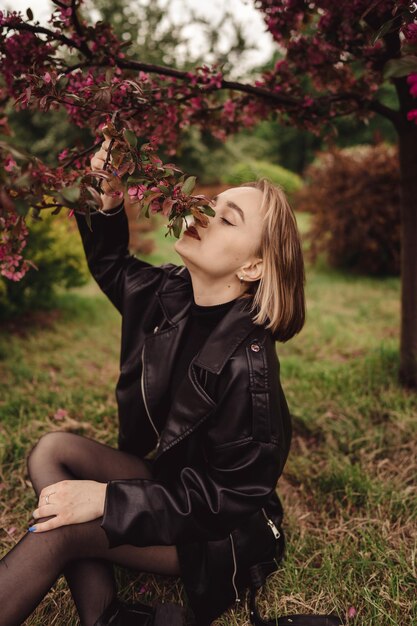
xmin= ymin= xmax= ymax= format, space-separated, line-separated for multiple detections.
xmin=230 ymin=506 xmax=283 ymax=593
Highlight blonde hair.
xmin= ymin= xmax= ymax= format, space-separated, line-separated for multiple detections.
xmin=238 ymin=178 xmax=306 ymax=342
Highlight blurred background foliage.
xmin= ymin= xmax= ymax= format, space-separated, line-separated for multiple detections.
xmin=0 ymin=209 xmax=89 ymax=321
xmin=0 ymin=0 xmax=400 ymax=320
xmin=294 ymin=143 xmax=401 ymax=277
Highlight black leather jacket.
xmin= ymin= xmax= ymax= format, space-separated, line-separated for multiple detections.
xmin=74 ymin=206 xmax=292 ymax=625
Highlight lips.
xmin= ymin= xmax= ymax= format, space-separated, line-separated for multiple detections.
xmin=184 ymin=225 xmax=201 ymax=240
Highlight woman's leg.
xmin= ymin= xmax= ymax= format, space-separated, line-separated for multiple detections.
xmin=0 ymin=432 xmax=180 ymax=626
xmin=0 ymin=516 xmax=180 ymax=626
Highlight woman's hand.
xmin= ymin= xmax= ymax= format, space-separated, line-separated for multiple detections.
xmin=90 ymin=132 xmax=125 ymax=211
xmin=29 ymin=480 xmax=107 ymax=533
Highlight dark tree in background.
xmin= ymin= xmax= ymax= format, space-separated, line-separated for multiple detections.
xmin=1 ymin=1 xmax=417 ymax=386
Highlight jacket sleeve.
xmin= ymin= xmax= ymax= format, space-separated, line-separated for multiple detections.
xmin=74 ymin=201 xmax=155 ymax=314
xmin=99 ymin=364 xmax=288 ymax=548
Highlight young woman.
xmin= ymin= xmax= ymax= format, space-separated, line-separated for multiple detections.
xmin=0 ymin=137 xmax=306 ymax=626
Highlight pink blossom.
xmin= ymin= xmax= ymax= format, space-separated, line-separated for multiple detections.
xmin=407 ymin=73 xmax=417 ymax=98
xmin=407 ymin=109 xmax=417 ymax=123
xmin=128 ymin=184 xmax=146 ymax=200
xmin=347 ymin=606 xmax=357 ymax=619
xmin=223 ymin=100 xmax=236 ymax=122
xmin=58 ymin=149 xmax=69 ymax=161
xmin=4 ymin=156 xmax=17 ymax=172
xmin=53 ymin=408 xmax=68 ymax=421
xmin=402 ymin=23 xmax=417 ymax=42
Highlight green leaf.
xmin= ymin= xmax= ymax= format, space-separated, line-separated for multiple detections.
xmin=383 ymin=55 xmax=417 ymax=79
xmin=127 ymin=176 xmax=147 ymax=184
xmin=370 ymin=14 xmax=402 ymax=46
xmin=123 ymin=129 xmax=138 ymax=148
xmin=14 ymin=173 xmax=31 ymax=188
xmin=60 ymin=186 xmax=81 ymax=203
xmin=200 ymin=204 xmax=215 ymax=217
xmin=181 ymin=176 xmax=197 ymax=195
xmin=144 ymin=191 xmax=162 ymax=204
xmin=172 ymin=215 xmax=183 ymax=238
xmin=30 ymin=206 xmax=42 ymax=221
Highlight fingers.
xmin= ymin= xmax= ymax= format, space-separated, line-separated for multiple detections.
xmin=39 ymin=484 xmax=60 ymax=507
xmin=29 ymin=504 xmax=59 ymax=533
xmin=90 ymin=132 xmax=115 ymax=171
xmin=29 ymin=515 xmax=66 ymax=533
xmin=91 ymin=145 xmax=113 ymax=171
xmin=33 ymin=504 xmax=58 ymax=520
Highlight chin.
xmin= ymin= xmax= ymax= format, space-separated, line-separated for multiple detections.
xmin=174 ymin=240 xmax=190 ymax=262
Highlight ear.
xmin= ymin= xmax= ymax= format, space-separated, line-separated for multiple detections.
xmin=241 ymin=258 xmax=263 ymax=282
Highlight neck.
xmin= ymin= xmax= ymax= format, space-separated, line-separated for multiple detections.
xmin=186 ymin=268 xmax=248 ymax=306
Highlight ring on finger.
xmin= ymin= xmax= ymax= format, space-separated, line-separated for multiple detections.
xmin=45 ymin=492 xmax=55 ymax=505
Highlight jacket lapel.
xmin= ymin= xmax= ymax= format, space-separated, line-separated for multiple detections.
xmin=144 ymin=265 xmax=260 ymax=458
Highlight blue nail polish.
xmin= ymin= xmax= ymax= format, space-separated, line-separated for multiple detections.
xmin=28 ymin=526 xmax=37 ymax=532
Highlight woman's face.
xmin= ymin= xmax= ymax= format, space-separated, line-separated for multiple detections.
xmin=174 ymin=186 xmax=264 ymax=283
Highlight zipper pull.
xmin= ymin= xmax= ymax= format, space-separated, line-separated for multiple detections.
xmin=262 ymin=508 xmax=281 ymax=539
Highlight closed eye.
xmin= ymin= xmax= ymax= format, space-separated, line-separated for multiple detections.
xmin=221 ymin=217 xmax=234 ymax=226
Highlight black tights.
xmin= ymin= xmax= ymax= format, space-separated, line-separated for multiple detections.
xmin=0 ymin=431 xmax=181 ymax=626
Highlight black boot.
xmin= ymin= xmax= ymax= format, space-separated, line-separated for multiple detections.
xmin=93 ymin=596 xmax=154 ymax=626
xmin=93 ymin=596 xmax=184 ymax=626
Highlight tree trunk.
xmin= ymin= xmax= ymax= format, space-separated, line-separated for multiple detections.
xmin=397 ymin=123 xmax=417 ymax=387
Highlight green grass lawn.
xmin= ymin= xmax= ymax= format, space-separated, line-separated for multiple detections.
xmin=0 ymin=212 xmax=416 ymax=625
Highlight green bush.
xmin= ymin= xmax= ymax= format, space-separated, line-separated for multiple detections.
xmin=293 ymin=143 xmax=401 ymax=276
xmin=220 ymin=159 xmax=303 ymax=197
xmin=0 ymin=209 xmax=89 ymax=320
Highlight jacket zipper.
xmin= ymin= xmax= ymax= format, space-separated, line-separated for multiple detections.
xmin=140 ymin=343 xmax=161 ymax=447
xmin=261 ymin=507 xmax=281 ymax=539
xmin=229 ymin=533 xmax=241 ymax=605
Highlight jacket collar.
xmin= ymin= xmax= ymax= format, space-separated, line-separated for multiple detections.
xmin=156 ymin=265 xmax=260 ymax=375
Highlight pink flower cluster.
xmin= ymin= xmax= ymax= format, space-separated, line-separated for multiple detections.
xmin=128 ymin=184 xmax=147 ymax=201
xmin=186 ymin=65 xmax=223 ymax=90
xmin=407 ymin=74 xmax=417 ymax=124
xmin=402 ymin=23 xmax=417 ymax=43
xmin=0 ymin=210 xmax=33 ymax=281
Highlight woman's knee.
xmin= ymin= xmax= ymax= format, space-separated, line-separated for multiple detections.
xmin=26 ymin=431 xmax=70 ymax=477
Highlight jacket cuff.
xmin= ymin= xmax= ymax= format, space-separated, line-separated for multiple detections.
xmin=100 ymin=479 xmax=153 ymax=548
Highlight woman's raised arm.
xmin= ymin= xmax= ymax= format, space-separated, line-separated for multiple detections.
xmin=74 ymin=134 xmax=156 ymax=314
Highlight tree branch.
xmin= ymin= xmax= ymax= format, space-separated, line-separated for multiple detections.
xmin=113 ymin=58 xmax=302 ymax=107
xmin=70 ymin=0 xmax=93 ymax=59
xmin=5 ymin=21 xmax=79 ymax=49
xmin=367 ymin=98 xmax=401 ymax=127
xmin=4 ymin=16 xmax=401 ymax=122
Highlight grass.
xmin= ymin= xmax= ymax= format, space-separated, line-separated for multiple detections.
xmin=1 ymin=211 xmax=416 ymax=625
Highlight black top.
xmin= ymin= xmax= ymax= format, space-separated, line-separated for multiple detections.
xmin=170 ymin=295 xmax=238 ymax=401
